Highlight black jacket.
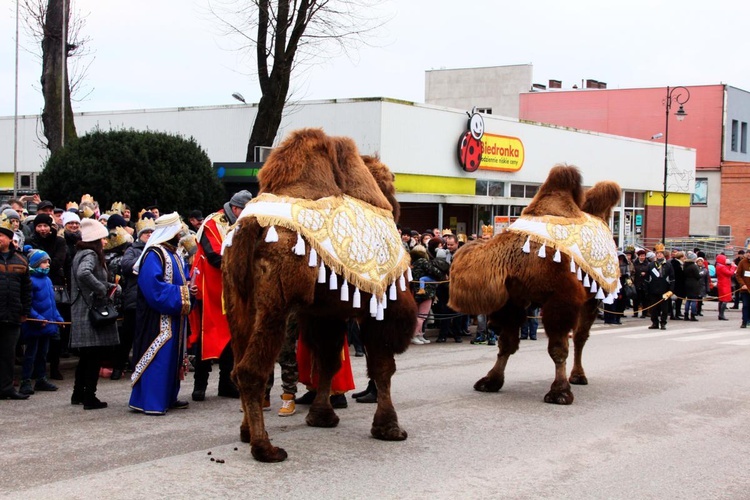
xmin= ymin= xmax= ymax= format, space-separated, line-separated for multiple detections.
xmin=682 ymin=261 xmax=702 ymax=299
xmin=646 ymin=259 xmax=675 ymax=296
xmin=0 ymin=248 xmax=32 ymax=324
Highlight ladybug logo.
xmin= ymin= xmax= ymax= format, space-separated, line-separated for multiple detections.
xmin=457 ymin=108 xmax=484 ymax=172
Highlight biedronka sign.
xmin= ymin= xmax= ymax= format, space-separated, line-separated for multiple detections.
xmin=457 ymin=109 xmax=524 ymax=173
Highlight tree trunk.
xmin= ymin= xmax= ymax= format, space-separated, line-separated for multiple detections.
xmin=245 ymin=69 xmax=291 ymax=162
xmin=41 ymin=0 xmax=76 ymax=154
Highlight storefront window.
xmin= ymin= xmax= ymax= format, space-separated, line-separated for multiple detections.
xmin=510 ymin=183 xmax=539 ymax=198
xmin=488 ymin=181 xmax=504 ymax=197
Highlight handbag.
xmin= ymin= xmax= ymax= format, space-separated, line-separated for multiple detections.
xmin=53 ymin=285 xmax=71 ymax=305
xmin=79 ymin=289 xmax=118 ymax=327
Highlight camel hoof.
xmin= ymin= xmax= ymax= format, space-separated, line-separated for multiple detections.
xmin=251 ymin=444 xmax=288 ymax=463
xmin=544 ymin=390 xmax=574 ymax=405
xmin=569 ymin=373 xmax=588 ymax=385
xmin=474 ymin=376 xmax=503 ymax=392
xmin=306 ymin=407 xmax=340 ymax=428
xmin=371 ymin=424 xmax=408 ymax=441
xmin=240 ymin=426 xmax=250 ymax=443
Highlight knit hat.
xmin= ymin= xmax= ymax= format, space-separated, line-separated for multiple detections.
xmin=3 ymin=208 xmax=20 ymax=221
xmin=107 ymin=214 xmax=127 ymax=230
xmin=646 ymin=251 xmax=656 ymax=260
xmin=33 ymin=213 xmax=54 ymax=228
xmin=686 ymin=251 xmax=697 ymax=261
xmin=61 ymin=211 xmax=81 ymax=226
xmin=229 ymin=189 xmax=253 ymax=208
xmin=28 ymin=249 xmax=50 ymax=269
xmin=80 ymin=218 xmax=109 ymax=242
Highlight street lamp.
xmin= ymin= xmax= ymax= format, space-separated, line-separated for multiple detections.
xmin=231 ymin=92 xmax=246 ymax=104
xmin=661 ymin=86 xmax=690 ymax=244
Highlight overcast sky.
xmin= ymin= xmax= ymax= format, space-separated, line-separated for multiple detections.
xmin=2 ymin=0 xmax=749 ymax=117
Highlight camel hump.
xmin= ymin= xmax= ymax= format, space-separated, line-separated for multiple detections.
xmin=523 ymin=164 xmax=585 ymax=217
xmin=582 ymin=181 xmax=622 ymax=221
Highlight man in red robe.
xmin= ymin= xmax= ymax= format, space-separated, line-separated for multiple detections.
xmin=188 ymin=190 xmax=253 ymax=400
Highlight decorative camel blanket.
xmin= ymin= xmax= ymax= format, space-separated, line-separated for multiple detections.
xmin=506 ymin=213 xmax=621 ymax=299
xmin=226 ymin=193 xmax=411 ymax=308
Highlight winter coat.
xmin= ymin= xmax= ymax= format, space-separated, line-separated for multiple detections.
xmin=62 ymin=230 xmax=81 ymax=291
xmin=646 ymin=258 xmax=674 ymax=296
xmin=670 ymin=257 xmax=685 ymax=297
xmin=633 ymin=258 xmax=650 ymax=291
xmin=70 ymin=249 xmax=119 ymax=348
xmin=682 ymin=261 xmax=702 ymax=299
xmin=697 ymin=266 xmax=710 ymax=298
xmin=736 ymin=257 xmax=750 ymax=294
xmin=28 ymin=232 xmax=67 ymax=287
xmin=120 ymin=240 xmax=146 ymax=311
xmin=716 ymin=254 xmax=737 ymax=302
xmin=0 ymin=248 xmax=32 ymax=324
xmin=21 ymin=272 xmax=64 ymax=338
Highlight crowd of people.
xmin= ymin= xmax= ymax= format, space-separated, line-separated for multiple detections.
xmin=3 ymin=193 xmax=750 ymax=408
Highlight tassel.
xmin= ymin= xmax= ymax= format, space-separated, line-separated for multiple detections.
xmin=570 ymin=258 xmax=576 ymax=273
xmin=293 ymin=232 xmax=305 ymax=255
xmin=353 ymin=288 xmax=361 ymax=308
xmin=576 ymin=267 xmax=582 ymax=280
xmin=537 ymin=245 xmax=546 ymax=258
xmin=603 ymin=292 xmax=616 ymax=304
xmin=590 ymin=281 xmax=598 ymax=293
xmin=318 ymin=261 xmax=326 ymax=283
xmin=389 ymin=281 xmax=397 ymax=301
xmin=370 ymin=294 xmax=378 ymax=316
xmin=407 ymin=267 xmax=413 ymax=282
xmin=265 ymin=225 xmax=278 ymax=243
xmin=595 ymin=288 xmax=605 ymax=299
xmin=399 ymin=274 xmax=406 ymax=292
xmin=381 ymin=292 xmax=388 ymax=310
xmin=220 ymin=229 xmax=234 ymax=255
xmin=553 ymin=249 xmax=561 ymax=263
xmin=308 ymin=247 xmax=318 ymax=267
xmin=340 ymin=279 xmax=349 ymax=301
xmin=583 ymin=274 xmax=590 ymax=287
xmin=376 ymin=300 xmax=384 ymax=321
xmin=522 ymin=236 xmax=531 ymax=253
xmin=329 ymin=270 xmax=338 ymax=290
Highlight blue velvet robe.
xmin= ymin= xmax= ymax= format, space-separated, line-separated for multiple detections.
xmin=128 ymin=246 xmax=191 ymax=415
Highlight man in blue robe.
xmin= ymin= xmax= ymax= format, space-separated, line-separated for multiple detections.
xmin=129 ymin=213 xmax=192 ymax=415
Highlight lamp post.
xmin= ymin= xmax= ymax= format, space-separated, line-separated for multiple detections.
xmin=661 ymin=86 xmax=690 ymax=244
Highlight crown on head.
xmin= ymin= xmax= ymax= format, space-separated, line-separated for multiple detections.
xmin=481 ymin=225 xmax=493 ymax=237
xmin=441 ymin=228 xmax=453 ymax=236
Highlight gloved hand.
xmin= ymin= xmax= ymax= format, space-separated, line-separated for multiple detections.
xmin=662 ymin=291 xmax=673 ymax=300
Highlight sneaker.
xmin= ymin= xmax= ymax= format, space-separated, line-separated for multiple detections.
xmin=34 ymin=378 xmax=58 ymax=392
xmin=660 ymin=325 xmax=667 ymax=330
xmin=648 ymin=324 xmax=659 ymax=330
xmin=470 ymin=335 xmax=487 ymax=345
xmin=19 ymin=379 xmax=34 ymax=395
xmin=278 ymin=393 xmax=296 ymax=417
xmin=263 ymin=395 xmax=271 ymax=411
xmin=416 ymin=288 xmax=426 ymax=295
xmin=487 ymin=338 xmax=497 ymax=346
xmin=417 ymin=335 xmax=430 ymax=344
xmin=410 ymin=336 xmax=424 ymax=345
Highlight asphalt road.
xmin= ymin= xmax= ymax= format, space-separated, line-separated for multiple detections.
xmin=2 ymin=301 xmax=750 ymax=499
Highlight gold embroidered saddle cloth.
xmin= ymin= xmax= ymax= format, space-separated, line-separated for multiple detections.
xmin=506 ymin=213 xmax=621 ymax=297
xmin=231 ymin=193 xmax=410 ymax=299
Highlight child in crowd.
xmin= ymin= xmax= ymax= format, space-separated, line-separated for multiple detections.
xmin=416 ymin=248 xmax=449 ymax=295
xmin=19 ymin=250 xmax=64 ymax=395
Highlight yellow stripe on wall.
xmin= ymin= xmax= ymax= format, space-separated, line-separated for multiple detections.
xmin=0 ymin=173 xmax=14 ymax=190
xmin=394 ymin=173 xmax=475 ymax=195
xmin=644 ymin=192 xmax=691 ymax=207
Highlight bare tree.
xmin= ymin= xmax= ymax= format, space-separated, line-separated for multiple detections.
xmin=209 ymin=0 xmax=389 ymax=162
xmin=21 ymin=0 xmax=91 ymax=153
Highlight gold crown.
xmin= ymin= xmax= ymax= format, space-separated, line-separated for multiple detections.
xmin=103 ymin=226 xmax=133 ymax=251
xmin=481 ymin=224 xmax=493 ymax=237
xmin=457 ymin=233 xmax=467 ymax=243
xmin=0 ymin=212 xmax=12 ymax=233
xmin=79 ymin=202 xmax=95 ymax=219
xmin=441 ymin=228 xmax=453 ymax=236
xmin=108 ymin=202 xmax=126 ymax=215
xmin=135 ymin=217 xmax=156 ymax=236
xmin=654 ymin=243 xmax=665 ymax=253
xmin=65 ymin=201 xmax=79 ymax=211
xmin=80 ymin=194 xmax=94 ymax=204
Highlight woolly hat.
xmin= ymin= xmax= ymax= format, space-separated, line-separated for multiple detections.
xmin=686 ymin=251 xmax=697 ymax=261
xmin=107 ymin=214 xmax=127 ymax=230
xmin=61 ymin=211 xmax=81 ymax=226
xmin=33 ymin=213 xmax=54 ymax=228
xmin=3 ymin=208 xmax=20 ymax=221
xmin=28 ymin=249 xmax=50 ymax=268
xmin=80 ymin=218 xmax=109 ymax=242
xmin=229 ymin=189 xmax=253 ymax=208
xmin=646 ymin=251 xmax=656 ymax=260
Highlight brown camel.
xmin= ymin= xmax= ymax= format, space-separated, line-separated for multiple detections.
xmin=449 ymin=164 xmax=621 ymax=405
xmin=222 ymin=128 xmax=417 ymax=462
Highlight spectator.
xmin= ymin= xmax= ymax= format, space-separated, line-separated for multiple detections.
xmin=735 ymin=247 xmax=750 ymax=328
xmin=669 ymin=250 xmax=685 ymax=320
xmin=695 ymin=257 xmax=710 ymax=317
xmin=716 ymin=254 xmax=737 ymax=321
xmin=731 ymin=250 xmax=745 ymax=309
xmin=682 ymin=251 xmax=701 ymax=321
xmin=0 ymin=214 xmax=32 ymax=400
xmin=409 ymin=244 xmax=446 ymax=344
xmin=632 ymin=249 xmax=650 ymax=318
xmin=645 ymin=244 xmax=674 ymax=330
xmin=435 ymin=233 xmax=464 ymax=343
xmin=187 ymin=210 xmax=204 ymax=232
xmin=19 ymin=250 xmax=64 ymax=395
xmin=520 ymin=306 xmax=540 ymax=340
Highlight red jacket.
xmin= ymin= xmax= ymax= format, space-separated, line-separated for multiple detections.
xmin=715 ymin=254 xmax=736 ymax=303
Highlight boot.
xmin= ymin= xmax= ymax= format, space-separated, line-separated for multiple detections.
xmin=278 ymin=393 xmax=296 ymax=417
xmin=352 ymin=379 xmax=376 ymax=399
xmin=19 ymin=379 xmax=34 ymax=395
xmin=718 ymin=303 xmax=728 ymax=320
xmin=192 ymin=384 xmax=207 ymax=402
xmin=689 ymin=313 xmax=698 ymax=322
xmin=684 ymin=314 xmax=690 ymax=321
xmin=34 ymin=378 xmax=58 ymax=391
xmin=217 ymin=379 xmax=240 ymax=398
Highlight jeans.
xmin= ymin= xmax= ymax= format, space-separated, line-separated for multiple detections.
xmin=684 ymin=299 xmax=698 ymax=317
xmin=22 ymin=335 xmax=50 ymax=380
xmin=742 ymin=293 xmax=750 ymax=324
xmin=0 ymin=323 xmax=21 ymax=392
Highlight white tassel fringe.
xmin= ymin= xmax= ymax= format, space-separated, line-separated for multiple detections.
xmin=308 ymin=248 xmax=317 ymax=267
xmin=353 ymin=288 xmax=361 ymax=308
xmin=317 ymin=261 xmax=326 ymax=283
xmin=553 ymin=249 xmax=561 ymax=263
xmin=369 ymin=295 xmax=378 ymax=316
xmin=537 ymin=245 xmax=546 ymax=258
xmin=389 ymin=281 xmax=397 ymax=301
xmin=329 ymin=270 xmax=338 ymax=290
xmin=340 ymin=280 xmax=349 ymax=301
xmin=265 ymin=225 xmax=278 ymax=243
xmin=399 ymin=274 xmax=406 ymax=292
xmin=293 ymin=232 xmax=305 ymax=255
xmin=522 ymin=236 xmax=531 ymax=253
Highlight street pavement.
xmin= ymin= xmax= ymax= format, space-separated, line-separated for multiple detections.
xmin=2 ymin=301 xmax=750 ymax=499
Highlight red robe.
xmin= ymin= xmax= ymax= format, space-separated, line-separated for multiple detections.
xmin=188 ymin=211 xmax=231 ymax=360
xmin=297 ymin=333 xmax=355 ymax=394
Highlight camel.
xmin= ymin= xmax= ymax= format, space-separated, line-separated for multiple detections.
xmin=221 ymin=128 xmax=417 ymax=462
xmin=448 ymin=165 xmax=621 ymax=405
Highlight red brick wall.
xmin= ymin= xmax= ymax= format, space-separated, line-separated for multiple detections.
xmin=720 ymin=164 xmax=750 ymax=246
xmin=644 ymin=206 xmax=690 ymax=241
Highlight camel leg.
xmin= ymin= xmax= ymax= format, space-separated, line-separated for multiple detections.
xmin=540 ymin=296 xmax=582 ymax=405
xmin=570 ymin=298 xmax=598 ymax=385
xmin=474 ymin=304 xmax=526 ymax=392
xmin=232 ymin=307 xmax=288 ymax=463
xmin=299 ymin=316 xmax=346 ymax=428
